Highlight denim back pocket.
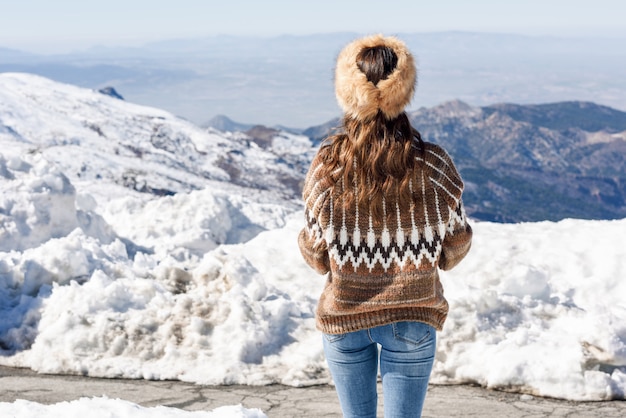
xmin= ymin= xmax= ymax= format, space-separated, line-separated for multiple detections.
xmin=391 ymin=321 xmax=434 ymax=347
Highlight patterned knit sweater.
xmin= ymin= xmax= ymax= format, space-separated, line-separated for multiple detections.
xmin=298 ymin=141 xmax=472 ymax=334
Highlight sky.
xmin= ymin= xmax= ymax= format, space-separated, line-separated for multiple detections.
xmin=2 ymin=0 xmax=626 ymax=53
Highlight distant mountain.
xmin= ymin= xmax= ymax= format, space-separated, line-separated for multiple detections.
xmin=204 ymin=115 xmax=304 ymax=136
xmin=0 ymin=47 xmax=36 ymax=61
xmin=482 ymin=101 xmax=626 ymax=133
xmin=412 ymin=100 xmax=626 ymax=222
xmin=302 ymin=117 xmax=341 ymax=144
xmin=203 ymin=114 xmax=254 ymax=132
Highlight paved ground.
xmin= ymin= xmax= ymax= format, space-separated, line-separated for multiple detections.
xmin=1 ymin=366 xmax=625 ymax=417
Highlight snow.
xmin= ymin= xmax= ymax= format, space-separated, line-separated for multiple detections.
xmin=0 ymin=397 xmax=266 ymax=418
xmin=1 ymin=72 xmax=626 ymax=409
xmin=433 ymin=220 xmax=626 ymax=400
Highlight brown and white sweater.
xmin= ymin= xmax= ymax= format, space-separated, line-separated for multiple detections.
xmin=298 ymin=141 xmax=472 ymax=334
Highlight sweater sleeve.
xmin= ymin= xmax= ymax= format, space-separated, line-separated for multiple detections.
xmin=298 ymin=225 xmax=330 ymax=275
xmin=297 ymin=153 xmax=331 ymax=275
xmin=424 ymin=143 xmax=472 ymax=271
xmin=439 ymin=199 xmax=472 ymax=271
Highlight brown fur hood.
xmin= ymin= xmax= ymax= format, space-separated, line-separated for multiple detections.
xmin=334 ymin=34 xmax=417 ymax=121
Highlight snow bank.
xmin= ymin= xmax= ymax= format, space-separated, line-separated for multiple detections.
xmin=434 ymin=219 xmax=626 ymax=400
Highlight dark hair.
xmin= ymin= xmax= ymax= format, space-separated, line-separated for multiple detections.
xmin=357 ymin=46 xmax=398 ymax=85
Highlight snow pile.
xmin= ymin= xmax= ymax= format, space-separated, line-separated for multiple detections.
xmin=0 ymin=151 xmax=319 ymax=387
xmin=0 ymin=397 xmax=266 ymax=418
xmin=101 ymin=189 xmax=292 ymax=258
xmin=1 ymin=73 xmax=625 ymax=402
xmin=0 ymin=154 xmax=82 ymax=252
xmin=434 ymin=220 xmax=626 ymax=400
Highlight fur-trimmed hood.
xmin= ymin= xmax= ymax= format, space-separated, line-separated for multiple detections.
xmin=334 ymin=34 xmax=417 ymax=121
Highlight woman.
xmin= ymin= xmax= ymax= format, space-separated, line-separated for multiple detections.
xmin=298 ymin=34 xmax=473 ymax=417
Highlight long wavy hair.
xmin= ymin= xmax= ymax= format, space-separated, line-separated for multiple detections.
xmin=319 ymin=45 xmax=425 ymax=222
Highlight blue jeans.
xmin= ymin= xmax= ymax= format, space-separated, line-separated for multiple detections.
xmin=323 ymin=321 xmax=436 ymax=418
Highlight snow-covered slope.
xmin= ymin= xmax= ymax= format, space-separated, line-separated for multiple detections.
xmin=0 ymin=72 xmax=312 ymax=201
xmin=1 ymin=74 xmax=625 ymax=401
xmin=0 ymin=72 xmax=313 ymax=255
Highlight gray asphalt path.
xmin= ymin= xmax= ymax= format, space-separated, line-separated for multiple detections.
xmin=1 ymin=366 xmax=624 ymax=417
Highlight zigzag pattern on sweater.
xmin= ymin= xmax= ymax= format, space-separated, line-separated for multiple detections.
xmin=323 ymin=203 xmax=467 ymax=272
xmin=326 ymin=225 xmax=443 ymax=271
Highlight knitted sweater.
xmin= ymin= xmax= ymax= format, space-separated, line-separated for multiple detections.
xmin=298 ymin=141 xmax=472 ymax=334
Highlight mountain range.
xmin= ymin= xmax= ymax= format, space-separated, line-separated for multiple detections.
xmin=1 ymin=73 xmax=625 ymax=224
xmin=218 ymin=101 xmax=626 ymax=223
xmin=410 ymin=100 xmax=626 ymax=222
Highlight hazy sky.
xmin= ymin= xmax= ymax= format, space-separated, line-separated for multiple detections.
xmin=2 ymin=0 xmax=625 ymax=53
